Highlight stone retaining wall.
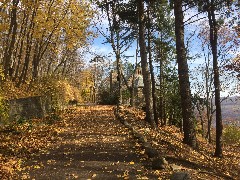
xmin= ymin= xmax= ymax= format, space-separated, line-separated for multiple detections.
xmin=7 ymin=96 xmax=46 ymax=121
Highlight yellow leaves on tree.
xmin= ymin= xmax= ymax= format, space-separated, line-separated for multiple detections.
xmin=0 ymin=0 xmax=93 ymax=57
xmin=31 ymin=0 xmax=93 ymax=50
xmin=0 ymin=0 xmax=94 ymax=84
xmin=78 ymin=70 xmax=95 ymax=102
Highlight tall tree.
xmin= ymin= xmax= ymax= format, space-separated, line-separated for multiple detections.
xmin=113 ymin=0 xmax=156 ymax=126
xmin=2 ymin=0 xmax=19 ymax=78
xmin=206 ymin=0 xmax=223 ymax=157
xmin=138 ymin=0 xmax=155 ymax=127
xmin=154 ymin=0 xmax=176 ymax=126
xmin=193 ymin=18 xmax=239 ymax=143
xmin=173 ymin=0 xmax=197 ymax=148
xmin=94 ymin=0 xmax=136 ymax=108
xmin=187 ymin=0 xmax=237 ymax=157
xmin=196 ymin=0 xmax=233 ymax=157
xmin=1 ymin=0 xmax=93 ymax=86
xmin=146 ymin=1 xmax=158 ymax=125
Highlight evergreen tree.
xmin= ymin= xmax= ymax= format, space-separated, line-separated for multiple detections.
xmin=173 ymin=0 xmax=198 ymax=148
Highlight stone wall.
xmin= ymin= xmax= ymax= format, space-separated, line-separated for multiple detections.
xmin=8 ymin=96 xmax=46 ymax=121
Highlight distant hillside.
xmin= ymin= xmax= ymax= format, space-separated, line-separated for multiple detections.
xmin=195 ymin=96 xmax=240 ymax=126
xmin=221 ymin=96 xmax=240 ymax=125
xmin=221 ymin=96 xmax=240 ymax=106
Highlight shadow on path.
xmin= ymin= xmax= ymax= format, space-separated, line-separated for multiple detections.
xmin=17 ymin=106 xmax=158 ymax=180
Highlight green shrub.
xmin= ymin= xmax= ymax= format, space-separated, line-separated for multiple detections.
xmin=223 ymin=124 xmax=240 ymax=145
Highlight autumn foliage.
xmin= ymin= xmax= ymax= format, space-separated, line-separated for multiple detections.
xmin=225 ymin=54 xmax=240 ymax=78
xmin=0 ymin=0 xmax=94 ymax=86
xmin=0 ymin=0 xmax=239 ymax=179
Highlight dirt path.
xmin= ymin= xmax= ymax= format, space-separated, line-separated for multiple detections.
xmin=16 ymin=106 xmax=158 ymax=180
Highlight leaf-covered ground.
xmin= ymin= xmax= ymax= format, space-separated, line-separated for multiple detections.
xmin=119 ymin=107 xmax=240 ymax=180
xmin=0 ymin=105 xmax=239 ymax=179
xmin=0 ymin=106 xmax=158 ymax=179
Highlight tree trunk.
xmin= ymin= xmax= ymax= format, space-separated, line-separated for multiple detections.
xmin=207 ymin=1 xmax=223 ymax=157
xmin=147 ymin=3 xmax=158 ymax=126
xmin=159 ymin=45 xmax=164 ymax=125
xmin=130 ymin=40 xmax=139 ymax=107
xmin=116 ymin=50 xmax=122 ymax=107
xmin=32 ymin=43 xmax=40 ymax=79
xmin=3 ymin=0 xmax=19 ymax=78
xmin=110 ymin=70 xmax=113 ymax=94
xmin=13 ymin=11 xmax=28 ymax=82
xmin=205 ymin=50 xmax=213 ymax=143
xmin=17 ymin=6 xmax=36 ymax=87
xmin=138 ymin=0 xmax=155 ymax=127
xmin=174 ymin=0 xmax=197 ymax=148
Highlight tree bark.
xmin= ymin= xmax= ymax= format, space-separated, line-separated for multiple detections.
xmin=130 ymin=41 xmax=139 ymax=107
xmin=3 ymin=0 xmax=19 ymax=78
xmin=147 ymin=3 xmax=158 ymax=126
xmin=13 ymin=10 xmax=29 ymax=82
xmin=17 ymin=6 xmax=36 ymax=87
xmin=207 ymin=0 xmax=223 ymax=157
xmin=174 ymin=0 xmax=197 ymax=148
xmin=159 ymin=40 xmax=165 ymax=125
xmin=116 ymin=35 xmax=122 ymax=107
xmin=32 ymin=43 xmax=40 ymax=79
xmin=138 ymin=0 xmax=155 ymax=127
